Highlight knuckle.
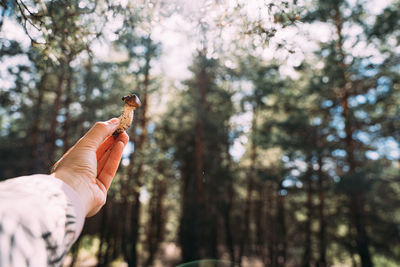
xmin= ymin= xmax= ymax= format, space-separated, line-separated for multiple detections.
xmin=78 ymin=140 xmax=97 ymax=150
xmin=95 ymin=195 xmax=107 ymax=208
xmin=94 ymin=121 xmax=108 ymax=130
xmin=100 ymin=196 xmax=107 ymax=207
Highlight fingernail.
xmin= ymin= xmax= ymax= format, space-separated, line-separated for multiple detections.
xmin=109 ymin=118 xmax=120 ymax=125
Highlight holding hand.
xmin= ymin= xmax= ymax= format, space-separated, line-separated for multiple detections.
xmin=51 ymin=118 xmax=129 ymax=217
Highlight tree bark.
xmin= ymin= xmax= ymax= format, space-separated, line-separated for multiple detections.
xmin=62 ymin=60 xmax=73 ymax=153
xmin=29 ymin=73 xmax=46 ymax=173
xmin=255 ymin=185 xmax=266 ymax=264
xmin=96 ymin=203 xmax=109 ymax=267
xmin=126 ymin=35 xmax=152 ymax=267
xmin=333 ymin=7 xmax=373 ymax=267
xmin=180 ymin=171 xmax=200 ymax=262
xmin=194 ymin=59 xmax=207 ymax=203
xmin=46 ymin=67 xmax=64 ymax=165
xmin=316 ymin=151 xmax=327 ymax=267
xmin=181 ymin=52 xmax=208 ymax=262
xmin=301 ymin=163 xmax=313 ymax=267
xmin=223 ymin=158 xmax=236 ymax=266
xmin=145 ymin=177 xmax=166 ymax=267
xmin=276 ymin=188 xmax=287 ymax=267
xmin=266 ymin=184 xmax=276 ymax=267
xmin=239 ymin=107 xmax=258 ymax=265
xmin=79 ymin=55 xmax=94 ymax=136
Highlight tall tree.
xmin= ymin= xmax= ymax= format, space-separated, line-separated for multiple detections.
xmin=158 ymin=51 xmax=234 ymax=262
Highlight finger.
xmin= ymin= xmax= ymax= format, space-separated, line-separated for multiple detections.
xmin=116 ymin=131 xmax=129 ymax=145
xmin=77 ymin=118 xmax=120 ymax=149
xmin=98 ymin=141 xmax=125 ymax=190
xmin=98 ymin=136 xmax=128 ymax=190
xmin=96 ymin=136 xmax=115 ymax=161
xmin=97 ymin=146 xmax=113 ymax=176
xmin=97 ymin=132 xmax=129 ymax=176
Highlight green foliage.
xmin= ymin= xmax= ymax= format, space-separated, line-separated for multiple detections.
xmin=1 ymin=0 xmax=400 ymax=266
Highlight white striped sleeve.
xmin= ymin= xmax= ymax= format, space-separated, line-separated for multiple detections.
xmin=0 ymin=174 xmax=85 ymax=267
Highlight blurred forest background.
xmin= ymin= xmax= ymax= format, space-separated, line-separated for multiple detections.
xmin=1 ymin=0 xmax=400 ymax=266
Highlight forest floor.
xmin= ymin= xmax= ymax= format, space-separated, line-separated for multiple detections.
xmin=62 ymin=242 xmax=266 ymax=267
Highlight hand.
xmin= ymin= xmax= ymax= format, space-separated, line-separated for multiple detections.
xmin=51 ymin=118 xmax=129 ymax=217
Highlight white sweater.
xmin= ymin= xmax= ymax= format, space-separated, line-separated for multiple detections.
xmin=0 ymin=174 xmax=85 ymax=267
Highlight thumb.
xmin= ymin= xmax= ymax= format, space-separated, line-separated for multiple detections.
xmin=77 ymin=118 xmax=120 ymax=149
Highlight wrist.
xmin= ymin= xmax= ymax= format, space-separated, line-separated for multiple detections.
xmin=51 ymin=172 xmax=92 ymax=216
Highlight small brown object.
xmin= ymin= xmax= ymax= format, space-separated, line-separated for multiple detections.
xmin=113 ymin=94 xmax=141 ymax=137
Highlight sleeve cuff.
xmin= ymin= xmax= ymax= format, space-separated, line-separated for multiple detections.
xmin=58 ymin=179 xmax=86 ymax=242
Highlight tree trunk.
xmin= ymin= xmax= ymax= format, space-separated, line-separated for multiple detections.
xmin=97 ymin=203 xmax=109 ymax=267
xmin=125 ymin=189 xmax=140 ymax=267
xmin=255 ymin=184 xmax=267 ymax=264
xmin=316 ymin=151 xmax=327 ymax=267
xmin=302 ymin=163 xmax=313 ymax=267
xmin=180 ymin=171 xmax=200 ymax=262
xmin=350 ymin=192 xmax=372 ymax=267
xmin=102 ymin=204 xmax=116 ymax=266
xmin=79 ymin=56 xmax=94 ymax=136
xmin=121 ymin=197 xmax=130 ymax=263
xmin=30 ymin=73 xmax=46 ymax=173
xmin=134 ymin=36 xmax=151 ymax=177
xmin=333 ymin=7 xmax=373 ymax=267
xmin=62 ymin=61 xmax=73 ymax=153
xmin=342 ymin=93 xmax=372 ymax=267
xmin=46 ymin=67 xmax=64 ymax=165
xmin=239 ymin=107 xmax=258 ymax=265
xmin=125 ymin=35 xmax=152 ymax=267
xmin=238 ymin=157 xmax=254 ymax=265
xmin=180 ymin=53 xmax=209 ymax=262
xmin=276 ymin=189 xmax=287 ymax=267
xmin=223 ymin=167 xmax=235 ymax=265
xmin=223 ymin=135 xmax=235 ymax=264
xmin=194 ymin=59 xmax=207 ymax=245
xmin=145 ymin=177 xmax=166 ymax=267
xmin=208 ymin=209 xmax=219 ymax=259
xmin=266 ymin=184 xmax=276 ymax=267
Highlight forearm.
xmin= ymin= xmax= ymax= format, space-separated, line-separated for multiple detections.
xmin=0 ymin=174 xmax=85 ymax=266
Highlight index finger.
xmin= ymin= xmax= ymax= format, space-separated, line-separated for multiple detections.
xmin=77 ymin=118 xmax=120 ymax=149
